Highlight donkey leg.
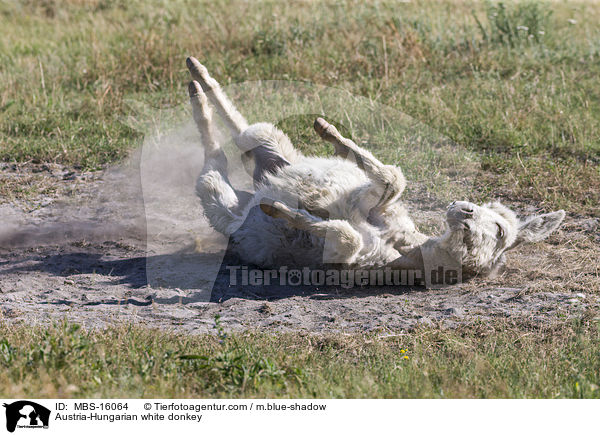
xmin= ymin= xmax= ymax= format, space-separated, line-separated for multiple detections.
xmin=189 ymin=80 xmax=242 ymax=235
xmin=260 ymin=200 xmax=363 ymax=264
xmin=189 ymin=81 xmax=228 ymax=177
xmin=187 ymin=57 xmax=298 ymax=186
xmin=314 ymin=118 xmax=406 ymax=208
xmin=187 ymin=56 xmax=248 ymax=136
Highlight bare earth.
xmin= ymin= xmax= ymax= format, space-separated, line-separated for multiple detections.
xmin=1 ymin=138 xmax=599 ymax=334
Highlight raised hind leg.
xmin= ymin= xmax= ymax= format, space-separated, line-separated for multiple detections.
xmin=187 ymin=57 xmax=299 ymax=186
xmin=189 ymin=81 xmax=228 ymax=177
xmin=189 ymin=80 xmax=241 ymax=235
xmin=187 ymin=57 xmax=248 ymax=136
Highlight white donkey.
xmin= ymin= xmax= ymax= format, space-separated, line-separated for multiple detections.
xmin=186 ymin=57 xmax=565 ymax=282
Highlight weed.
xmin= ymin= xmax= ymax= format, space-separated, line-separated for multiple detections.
xmin=476 ymin=1 xmax=552 ymax=46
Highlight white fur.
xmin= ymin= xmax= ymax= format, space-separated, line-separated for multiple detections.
xmin=186 ymin=57 xmax=566 ymax=279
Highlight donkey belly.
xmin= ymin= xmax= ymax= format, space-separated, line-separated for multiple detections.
xmin=258 ymin=156 xmax=369 ymax=218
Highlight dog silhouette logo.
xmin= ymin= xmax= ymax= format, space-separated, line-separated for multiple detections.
xmin=3 ymin=401 xmax=50 ymax=433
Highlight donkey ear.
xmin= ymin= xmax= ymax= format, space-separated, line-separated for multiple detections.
xmin=510 ymin=210 xmax=565 ymax=249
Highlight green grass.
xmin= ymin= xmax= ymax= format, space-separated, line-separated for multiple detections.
xmin=1 ymin=0 xmax=598 ymax=213
xmin=1 ymin=318 xmax=600 ymax=398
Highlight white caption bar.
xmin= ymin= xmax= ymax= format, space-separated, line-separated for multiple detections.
xmin=0 ymin=399 xmax=597 ymax=435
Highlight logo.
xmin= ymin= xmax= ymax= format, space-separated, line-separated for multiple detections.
xmin=3 ymin=401 xmax=50 ymax=433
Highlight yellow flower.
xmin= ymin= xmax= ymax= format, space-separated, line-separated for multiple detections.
xmin=403 ymin=355 xmax=409 ymax=360
xmin=400 ymin=349 xmax=406 ymax=354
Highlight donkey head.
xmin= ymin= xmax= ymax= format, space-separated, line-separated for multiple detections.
xmin=443 ymin=201 xmax=565 ymax=277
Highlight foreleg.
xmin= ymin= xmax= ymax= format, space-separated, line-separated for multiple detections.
xmin=260 ymin=200 xmax=363 ymax=264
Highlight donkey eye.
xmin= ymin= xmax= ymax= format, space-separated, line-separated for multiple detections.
xmin=496 ymin=223 xmax=505 ymax=239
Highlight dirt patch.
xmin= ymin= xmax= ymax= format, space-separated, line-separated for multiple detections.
xmin=1 ymin=143 xmax=598 ymax=334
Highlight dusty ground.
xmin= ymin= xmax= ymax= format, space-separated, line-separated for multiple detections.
xmin=1 ymin=137 xmax=599 ymax=334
